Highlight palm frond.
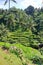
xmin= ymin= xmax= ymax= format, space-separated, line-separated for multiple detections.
xmin=12 ymin=0 xmax=17 ymax=3
xmin=4 ymin=0 xmax=7 ymax=5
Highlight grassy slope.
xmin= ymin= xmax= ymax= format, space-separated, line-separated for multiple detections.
xmin=0 ymin=46 xmax=22 ymax=65
xmin=13 ymin=43 xmax=43 ymax=65
xmin=0 ymin=42 xmax=43 ymax=65
xmin=14 ymin=43 xmax=43 ymax=59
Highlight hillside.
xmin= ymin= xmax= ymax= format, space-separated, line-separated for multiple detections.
xmin=0 ymin=42 xmax=43 ymax=65
xmin=0 ymin=6 xmax=43 ymax=65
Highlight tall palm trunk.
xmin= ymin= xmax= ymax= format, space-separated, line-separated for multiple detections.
xmin=4 ymin=0 xmax=17 ymax=10
xmin=9 ymin=0 xmax=10 ymax=10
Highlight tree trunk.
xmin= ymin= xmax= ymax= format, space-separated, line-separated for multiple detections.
xmin=9 ymin=0 xmax=10 ymax=10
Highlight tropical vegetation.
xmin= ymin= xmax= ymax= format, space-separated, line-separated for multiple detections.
xmin=0 ymin=4 xmax=43 ymax=65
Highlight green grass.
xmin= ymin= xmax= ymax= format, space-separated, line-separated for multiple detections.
xmin=0 ymin=46 xmax=22 ymax=65
xmin=0 ymin=42 xmax=43 ymax=65
xmin=14 ymin=43 xmax=43 ymax=65
xmin=14 ymin=43 xmax=42 ymax=59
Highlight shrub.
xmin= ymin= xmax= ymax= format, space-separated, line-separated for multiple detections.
xmin=32 ymin=56 xmax=42 ymax=65
xmin=2 ymin=43 xmax=10 ymax=50
xmin=9 ymin=46 xmax=23 ymax=58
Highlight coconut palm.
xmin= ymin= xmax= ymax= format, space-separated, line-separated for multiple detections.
xmin=4 ymin=0 xmax=17 ymax=9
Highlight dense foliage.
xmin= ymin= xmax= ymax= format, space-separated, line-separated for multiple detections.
xmin=0 ymin=6 xmax=43 ymax=45
xmin=0 ymin=6 xmax=43 ymax=65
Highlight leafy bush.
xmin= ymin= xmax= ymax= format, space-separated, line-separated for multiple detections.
xmin=39 ymin=47 xmax=43 ymax=55
xmin=32 ymin=56 xmax=43 ymax=65
xmin=2 ymin=43 xmax=10 ymax=50
xmin=9 ymin=46 xmax=23 ymax=58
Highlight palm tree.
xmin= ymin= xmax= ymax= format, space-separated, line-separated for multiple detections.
xmin=4 ymin=0 xmax=17 ymax=9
